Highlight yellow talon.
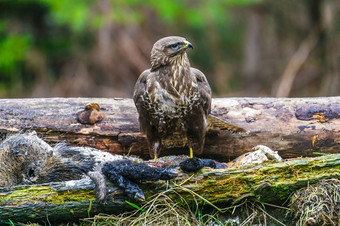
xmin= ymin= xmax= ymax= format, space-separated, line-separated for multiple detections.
xmin=189 ymin=147 xmax=194 ymax=158
xmin=153 ymin=156 xmax=158 ymax=162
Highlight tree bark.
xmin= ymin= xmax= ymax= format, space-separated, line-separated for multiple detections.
xmin=0 ymin=154 xmax=338 ymax=224
xmin=0 ymin=97 xmax=339 ymax=160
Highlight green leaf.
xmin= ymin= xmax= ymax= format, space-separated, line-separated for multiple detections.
xmin=125 ymin=200 xmax=146 ymax=212
xmin=0 ymin=34 xmax=32 ymax=75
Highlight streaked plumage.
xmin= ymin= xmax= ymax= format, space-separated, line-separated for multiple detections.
xmin=133 ymin=36 xmax=244 ymax=160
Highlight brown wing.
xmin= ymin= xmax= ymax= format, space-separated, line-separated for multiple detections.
xmin=184 ymin=67 xmax=211 ymax=155
xmin=133 ymin=69 xmax=152 ymax=133
xmin=133 ymin=69 xmax=150 ymax=105
xmin=190 ymin=67 xmax=211 ymax=115
xmin=134 ymin=69 xmax=165 ymax=158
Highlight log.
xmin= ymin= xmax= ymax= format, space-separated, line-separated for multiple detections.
xmin=0 ymin=153 xmax=339 ymax=224
xmin=0 ymin=97 xmax=339 ymax=160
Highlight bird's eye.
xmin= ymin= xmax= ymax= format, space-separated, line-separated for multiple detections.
xmin=170 ymin=44 xmax=178 ymax=49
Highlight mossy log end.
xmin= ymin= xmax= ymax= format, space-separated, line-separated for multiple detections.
xmin=0 ymin=97 xmax=339 ymax=160
xmin=0 ymin=154 xmax=339 ymax=224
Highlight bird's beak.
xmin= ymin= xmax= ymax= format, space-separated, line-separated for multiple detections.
xmin=183 ymin=40 xmax=193 ymax=49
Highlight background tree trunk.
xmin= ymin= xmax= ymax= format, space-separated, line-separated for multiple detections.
xmin=0 ymin=97 xmax=339 ymax=161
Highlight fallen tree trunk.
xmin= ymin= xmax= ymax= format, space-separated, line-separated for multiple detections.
xmin=0 ymin=97 xmax=339 ymax=160
xmin=0 ymin=154 xmax=339 ymax=224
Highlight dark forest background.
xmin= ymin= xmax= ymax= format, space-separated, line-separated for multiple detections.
xmin=0 ymin=0 xmax=339 ymax=98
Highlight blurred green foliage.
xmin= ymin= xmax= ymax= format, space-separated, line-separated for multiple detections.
xmin=0 ymin=0 xmax=258 ymax=97
xmin=41 ymin=0 xmax=90 ymax=32
xmin=0 ymin=31 xmax=31 ymax=75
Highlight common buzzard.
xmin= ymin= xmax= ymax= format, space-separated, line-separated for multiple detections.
xmin=133 ymin=36 xmax=244 ymax=161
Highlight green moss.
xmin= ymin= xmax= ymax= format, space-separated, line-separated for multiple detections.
xmin=0 ymin=185 xmax=95 ymax=204
xmin=256 ymin=183 xmax=297 ymax=202
xmin=45 ymin=190 xmax=96 ymax=204
xmin=167 ymin=154 xmax=340 ymax=205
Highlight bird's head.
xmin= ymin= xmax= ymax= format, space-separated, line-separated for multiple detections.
xmin=151 ymin=36 xmax=193 ymax=71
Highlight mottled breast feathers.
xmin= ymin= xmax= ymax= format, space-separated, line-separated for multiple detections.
xmin=133 ymin=67 xmax=211 ymax=123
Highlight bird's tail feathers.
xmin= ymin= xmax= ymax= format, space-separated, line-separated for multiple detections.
xmin=207 ymin=115 xmax=247 ymax=133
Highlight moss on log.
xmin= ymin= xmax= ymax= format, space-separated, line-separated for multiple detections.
xmin=172 ymin=154 xmax=340 ymax=204
xmin=0 ymin=154 xmax=339 ymax=224
xmin=0 ymin=97 xmax=339 ymax=160
xmin=0 ymin=179 xmax=130 ymax=224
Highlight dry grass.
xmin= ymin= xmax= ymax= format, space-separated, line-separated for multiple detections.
xmin=81 ymin=185 xmax=287 ymax=226
xmin=288 ymin=179 xmax=340 ymax=226
xmin=238 ymin=201 xmax=289 ymax=226
xmin=82 ymin=188 xmax=197 ymax=225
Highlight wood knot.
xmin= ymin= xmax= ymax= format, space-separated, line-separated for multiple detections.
xmin=76 ymin=103 xmax=103 ymax=124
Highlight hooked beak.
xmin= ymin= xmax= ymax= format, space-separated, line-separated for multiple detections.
xmin=183 ymin=40 xmax=193 ymax=49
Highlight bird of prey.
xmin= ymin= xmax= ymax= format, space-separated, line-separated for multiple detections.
xmin=133 ymin=36 xmax=245 ymax=161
